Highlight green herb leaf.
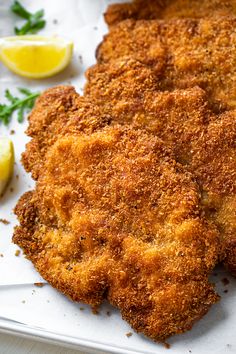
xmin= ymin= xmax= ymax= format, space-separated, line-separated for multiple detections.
xmin=0 ymin=88 xmax=40 ymax=125
xmin=11 ymin=0 xmax=31 ymax=20
xmin=5 ymin=89 xmax=17 ymax=104
xmin=11 ymin=1 xmax=46 ymax=35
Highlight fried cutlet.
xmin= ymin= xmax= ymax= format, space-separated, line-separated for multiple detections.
xmin=97 ymin=18 xmax=236 ymax=111
xmin=105 ymin=0 xmax=236 ymax=27
xmin=85 ymin=58 xmax=236 ymax=276
xmin=14 ymin=123 xmax=220 ymax=341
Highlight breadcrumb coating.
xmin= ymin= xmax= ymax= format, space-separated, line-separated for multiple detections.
xmin=97 ymin=18 xmax=236 ymax=111
xmin=14 ymin=125 xmax=220 ymax=341
xmin=85 ymin=58 xmax=236 ymax=275
xmin=22 ymin=86 xmax=111 ymax=179
xmin=105 ymin=0 xmax=236 ymax=27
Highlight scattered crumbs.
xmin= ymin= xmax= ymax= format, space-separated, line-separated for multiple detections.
xmin=21 ymin=300 xmax=25 ymax=304
xmin=47 ymin=300 xmax=50 ymax=303
xmin=106 ymin=311 xmax=111 ymax=317
xmin=93 ymin=26 xmax=98 ymax=30
xmin=0 ymin=218 xmax=10 ymax=225
xmin=92 ymin=308 xmax=99 ymax=315
xmin=189 ymin=350 xmax=192 ymax=353
xmin=227 ymin=344 xmax=232 ymax=348
xmin=78 ymin=55 xmax=83 ymax=63
xmin=0 ymin=254 xmax=4 ymax=257
xmin=224 ymin=289 xmax=228 ymax=293
xmin=53 ymin=19 xmax=58 ymax=24
xmin=15 ymin=250 xmax=20 ymax=257
xmin=79 ymin=307 xmax=84 ymax=311
xmin=10 ymin=187 xmax=14 ymax=193
xmin=16 ymin=174 xmax=19 ymax=180
xmin=126 ymin=332 xmax=133 ymax=338
xmin=164 ymin=342 xmax=170 ymax=349
xmin=221 ymin=277 xmax=230 ymax=286
xmin=10 ymin=130 xmax=15 ymax=135
xmin=34 ymin=282 xmax=44 ymax=288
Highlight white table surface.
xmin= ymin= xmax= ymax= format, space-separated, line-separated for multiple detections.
xmin=0 ymin=333 xmax=86 ymax=354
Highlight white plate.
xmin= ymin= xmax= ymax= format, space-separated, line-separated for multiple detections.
xmin=0 ymin=1 xmax=235 ymax=353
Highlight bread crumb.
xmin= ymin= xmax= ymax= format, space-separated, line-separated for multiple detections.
xmin=10 ymin=187 xmax=14 ymax=193
xmin=106 ymin=311 xmax=111 ymax=316
xmin=0 ymin=254 xmax=4 ymax=257
xmin=22 ymin=300 xmax=25 ymax=304
xmin=10 ymin=130 xmax=15 ymax=135
xmin=221 ymin=277 xmax=230 ymax=286
xmin=164 ymin=342 xmax=170 ymax=349
xmin=0 ymin=218 xmax=10 ymax=225
xmin=34 ymin=282 xmax=44 ymax=287
xmin=80 ymin=307 xmax=84 ymax=311
xmin=126 ymin=332 xmax=133 ymax=338
xmin=15 ymin=250 xmax=20 ymax=257
xmin=92 ymin=308 xmax=99 ymax=315
xmin=224 ymin=289 xmax=228 ymax=293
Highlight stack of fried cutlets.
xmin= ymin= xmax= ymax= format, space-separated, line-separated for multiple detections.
xmin=14 ymin=0 xmax=236 ymax=343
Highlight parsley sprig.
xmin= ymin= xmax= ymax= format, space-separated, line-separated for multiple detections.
xmin=0 ymin=88 xmax=39 ymax=125
xmin=11 ymin=1 xmax=46 ymax=35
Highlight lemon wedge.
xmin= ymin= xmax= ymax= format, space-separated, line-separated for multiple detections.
xmin=0 ymin=36 xmax=73 ymax=79
xmin=0 ymin=138 xmax=14 ymax=195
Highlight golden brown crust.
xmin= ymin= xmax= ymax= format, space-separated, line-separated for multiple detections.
xmin=22 ymin=86 xmax=110 ymax=179
xmin=85 ymin=58 xmax=236 ymax=274
xmin=105 ymin=0 xmax=236 ymax=27
xmin=85 ymin=58 xmax=161 ymax=124
xmin=85 ymin=59 xmax=212 ymax=160
xmin=14 ymin=125 xmax=220 ymax=341
xmin=97 ymin=18 xmax=236 ymax=111
xmin=192 ymin=112 xmax=236 ymax=269
xmin=224 ymin=238 xmax=236 ymax=276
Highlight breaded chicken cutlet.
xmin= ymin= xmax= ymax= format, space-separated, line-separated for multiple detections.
xmin=14 ymin=120 xmax=220 ymax=341
xmin=85 ymin=58 xmax=236 ymax=276
xmin=105 ymin=0 xmax=236 ymax=27
xmin=97 ymin=18 xmax=236 ymax=111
